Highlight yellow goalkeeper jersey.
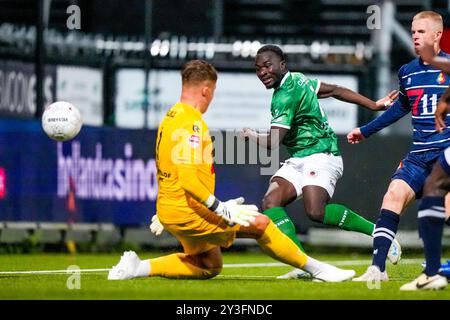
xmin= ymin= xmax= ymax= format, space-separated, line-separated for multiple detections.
xmin=156 ymin=102 xmax=215 ymax=223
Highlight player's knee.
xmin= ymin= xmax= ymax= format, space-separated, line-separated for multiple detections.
xmin=304 ymin=205 xmax=325 ymax=223
xmin=252 ymin=214 xmax=270 ymax=235
xmin=383 ymin=188 xmax=407 ymax=205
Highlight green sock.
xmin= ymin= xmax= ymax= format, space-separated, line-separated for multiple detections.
xmin=323 ymin=203 xmax=375 ymax=236
xmin=263 ymin=207 xmax=305 ymax=252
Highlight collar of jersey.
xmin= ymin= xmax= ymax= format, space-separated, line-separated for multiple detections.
xmin=279 ymin=71 xmax=291 ymax=88
xmin=178 ymin=102 xmax=203 ymax=117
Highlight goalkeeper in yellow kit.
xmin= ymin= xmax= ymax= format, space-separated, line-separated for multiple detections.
xmin=108 ymin=60 xmax=355 ymax=282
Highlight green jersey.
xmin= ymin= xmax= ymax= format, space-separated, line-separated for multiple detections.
xmin=270 ymin=72 xmax=340 ymax=158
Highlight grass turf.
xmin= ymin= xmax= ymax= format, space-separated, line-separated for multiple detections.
xmin=0 ymin=251 xmax=449 ymax=300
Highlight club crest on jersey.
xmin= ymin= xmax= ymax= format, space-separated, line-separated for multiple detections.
xmin=193 ymin=124 xmax=200 ymax=133
xmin=437 ymin=72 xmax=446 ymax=84
xmin=188 ymin=135 xmax=201 ymax=148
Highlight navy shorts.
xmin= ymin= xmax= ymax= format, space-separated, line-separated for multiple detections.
xmin=439 ymin=147 xmax=450 ymax=176
xmin=392 ymin=150 xmax=442 ymax=198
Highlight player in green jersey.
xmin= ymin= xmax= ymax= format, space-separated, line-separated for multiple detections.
xmin=240 ymin=44 xmax=402 ymax=279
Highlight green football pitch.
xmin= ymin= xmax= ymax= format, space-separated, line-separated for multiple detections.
xmin=0 ymin=251 xmax=449 ymax=300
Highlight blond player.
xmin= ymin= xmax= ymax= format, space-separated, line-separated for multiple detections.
xmin=108 ymin=60 xmax=355 ymax=282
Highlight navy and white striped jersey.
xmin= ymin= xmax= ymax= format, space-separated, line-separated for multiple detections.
xmin=361 ymin=50 xmax=450 ymax=154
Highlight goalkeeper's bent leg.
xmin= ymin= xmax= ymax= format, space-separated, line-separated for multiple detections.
xmin=256 ymin=217 xmax=309 ymax=269
xmin=148 ymin=253 xmax=221 ymax=279
xmin=254 ymin=216 xmax=355 ymax=280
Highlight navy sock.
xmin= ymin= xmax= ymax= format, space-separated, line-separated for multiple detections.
xmin=419 ymin=197 xmax=445 ymax=277
xmin=372 ymin=209 xmax=400 ymax=272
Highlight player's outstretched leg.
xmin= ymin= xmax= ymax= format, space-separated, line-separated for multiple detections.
xmin=324 ymin=203 xmax=402 ymax=265
xmin=254 ymin=215 xmax=355 ymax=282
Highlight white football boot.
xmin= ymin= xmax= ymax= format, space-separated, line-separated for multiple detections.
xmin=108 ymin=251 xmax=141 ymax=280
xmin=387 ymin=238 xmax=402 ymax=265
xmin=276 ymin=268 xmax=312 ymax=279
xmin=400 ymin=273 xmax=448 ymax=291
xmin=309 ymin=263 xmax=355 ymax=282
xmin=352 ymin=265 xmax=389 ymax=282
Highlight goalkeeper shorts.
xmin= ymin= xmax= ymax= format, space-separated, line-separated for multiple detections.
xmin=161 ymin=207 xmax=241 ymax=255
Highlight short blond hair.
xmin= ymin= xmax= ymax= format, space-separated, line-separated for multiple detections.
xmin=181 ymin=60 xmax=217 ymax=86
xmin=413 ymin=11 xmax=443 ymax=31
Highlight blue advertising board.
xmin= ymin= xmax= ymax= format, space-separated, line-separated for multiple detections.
xmin=0 ymin=119 xmax=269 ymax=225
xmin=0 ymin=118 xmax=157 ymax=225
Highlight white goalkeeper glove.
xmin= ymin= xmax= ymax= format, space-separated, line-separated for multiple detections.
xmin=149 ymin=215 xmax=164 ymax=236
xmin=205 ymin=196 xmax=259 ymax=227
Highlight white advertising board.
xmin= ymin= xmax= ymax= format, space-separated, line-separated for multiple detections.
xmin=115 ymin=69 xmax=358 ymax=134
xmin=57 ymin=66 xmax=103 ymax=126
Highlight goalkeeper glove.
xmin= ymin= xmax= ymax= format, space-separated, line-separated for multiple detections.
xmin=149 ymin=215 xmax=164 ymax=236
xmin=205 ymin=196 xmax=259 ymax=227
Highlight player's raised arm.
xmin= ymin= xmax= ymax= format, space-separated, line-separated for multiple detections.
xmin=317 ymin=82 xmax=398 ymax=111
xmin=347 ymin=97 xmax=410 ymax=144
xmin=239 ymin=126 xmax=288 ymax=150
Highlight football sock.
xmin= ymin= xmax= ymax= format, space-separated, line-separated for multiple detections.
xmin=418 ymin=197 xmax=446 ymax=277
xmin=263 ymin=207 xmax=305 ymax=252
xmin=257 ymin=220 xmax=308 ymax=269
xmin=150 ymin=253 xmax=221 ymax=279
xmin=323 ymin=204 xmax=375 ymax=236
xmin=372 ymin=209 xmax=400 ymax=272
xmin=135 ymin=259 xmax=151 ymax=277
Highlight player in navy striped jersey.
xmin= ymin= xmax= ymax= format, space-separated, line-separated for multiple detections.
xmin=347 ymin=11 xmax=450 ymax=282
xmin=399 ymin=44 xmax=450 ymax=290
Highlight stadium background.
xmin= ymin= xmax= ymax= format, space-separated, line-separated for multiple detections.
xmin=1 ymin=0 xmax=450 ymax=251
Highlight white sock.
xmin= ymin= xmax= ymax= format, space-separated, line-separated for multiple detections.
xmin=302 ymin=257 xmax=329 ymax=277
xmin=135 ymin=259 xmax=151 ymax=277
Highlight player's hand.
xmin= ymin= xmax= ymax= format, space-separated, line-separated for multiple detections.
xmin=347 ymin=127 xmax=365 ymax=144
xmin=238 ymin=128 xmax=254 ymax=141
xmin=435 ymin=101 xmax=449 ymax=133
xmin=215 ymin=197 xmax=259 ymax=227
xmin=149 ymin=215 xmax=164 ymax=236
xmin=376 ymin=90 xmax=398 ymax=110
